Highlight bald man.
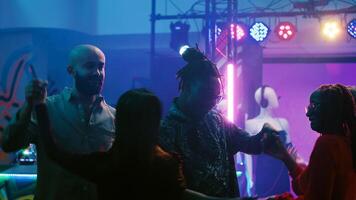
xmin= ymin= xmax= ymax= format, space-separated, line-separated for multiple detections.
xmin=2 ymin=45 xmax=115 ymax=200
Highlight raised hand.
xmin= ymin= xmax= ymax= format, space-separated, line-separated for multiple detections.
xmin=25 ymin=80 xmax=48 ymax=107
xmin=287 ymin=146 xmax=298 ymax=160
xmin=287 ymin=145 xmax=306 ymax=166
xmin=260 ymin=123 xmax=288 ymax=160
xmin=17 ymin=80 xmax=48 ymax=123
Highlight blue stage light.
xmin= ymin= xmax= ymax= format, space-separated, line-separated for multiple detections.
xmin=170 ymin=21 xmax=190 ymax=52
xmin=347 ymin=19 xmax=356 ymax=39
xmin=179 ymin=45 xmax=190 ymax=56
xmin=249 ymin=22 xmax=269 ymax=42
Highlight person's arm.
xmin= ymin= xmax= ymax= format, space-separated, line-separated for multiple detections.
xmin=226 ymin=121 xmax=264 ymax=155
xmin=159 ymin=119 xmax=178 ymax=152
xmin=2 ymin=102 xmax=37 ymax=152
xmin=35 ymin=103 xmax=112 ymax=182
xmin=278 ymin=119 xmax=306 ymax=165
xmin=259 ymin=129 xmax=300 ymax=176
xmin=291 ymin=136 xmax=336 ymax=200
xmin=2 ymin=80 xmax=48 ymax=152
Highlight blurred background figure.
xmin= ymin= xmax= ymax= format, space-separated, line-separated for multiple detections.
xmin=245 ymin=86 xmax=302 ymax=197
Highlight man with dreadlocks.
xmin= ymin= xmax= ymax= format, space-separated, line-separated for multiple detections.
xmin=159 ymin=47 xmax=278 ymax=198
xmin=268 ymin=84 xmax=356 ymax=200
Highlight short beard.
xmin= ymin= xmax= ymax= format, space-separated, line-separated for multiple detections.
xmin=74 ymin=74 xmax=104 ymax=96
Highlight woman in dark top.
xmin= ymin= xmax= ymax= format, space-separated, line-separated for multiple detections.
xmin=36 ymin=88 xmax=249 ymax=200
xmin=36 ymin=89 xmax=185 ymax=200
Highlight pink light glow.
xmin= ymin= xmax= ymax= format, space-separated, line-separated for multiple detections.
xmin=275 ymin=22 xmax=296 ymax=41
xmin=227 ymin=63 xmax=234 ymax=122
xmin=230 ymin=24 xmax=245 ymax=41
xmin=215 ymin=47 xmax=227 ymax=58
xmin=235 ymin=25 xmax=245 ymax=40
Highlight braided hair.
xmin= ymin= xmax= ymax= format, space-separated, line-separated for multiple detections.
xmin=176 ymin=47 xmax=221 ymax=91
xmin=317 ymin=84 xmax=356 ymax=171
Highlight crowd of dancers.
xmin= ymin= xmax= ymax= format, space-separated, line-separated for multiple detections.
xmin=2 ymin=44 xmax=355 ymax=200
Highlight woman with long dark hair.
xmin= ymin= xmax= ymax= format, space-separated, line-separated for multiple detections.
xmin=36 ymin=88 xmax=249 ymax=200
xmin=36 ymin=88 xmax=183 ymax=199
xmin=267 ymin=84 xmax=356 ymax=200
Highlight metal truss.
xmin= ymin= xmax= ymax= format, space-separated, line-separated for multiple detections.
xmin=150 ymin=0 xmax=356 ymax=65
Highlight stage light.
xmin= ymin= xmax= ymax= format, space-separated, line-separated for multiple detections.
xmin=227 ymin=63 xmax=234 ymax=122
xmin=215 ymin=21 xmax=225 ymax=38
xmin=322 ymin=20 xmax=341 ymax=40
xmin=249 ymin=22 xmax=269 ymax=42
xmin=16 ymin=144 xmax=36 ymax=165
xmin=347 ymin=19 xmax=356 ymax=39
xmin=275 ymin=22 xmax=296 ymax=41
xmin=170 ymin=21 xmax=190 ymax=51
xmin=179 ymin=45 xmax=190 ymax=56
xmin=22 ymin=149 xmax=31 ymax=155
xmin=0 ymin=174 xmax=37 ymax=178
xmin=230 ymin=23 xmax=246 ymax=41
